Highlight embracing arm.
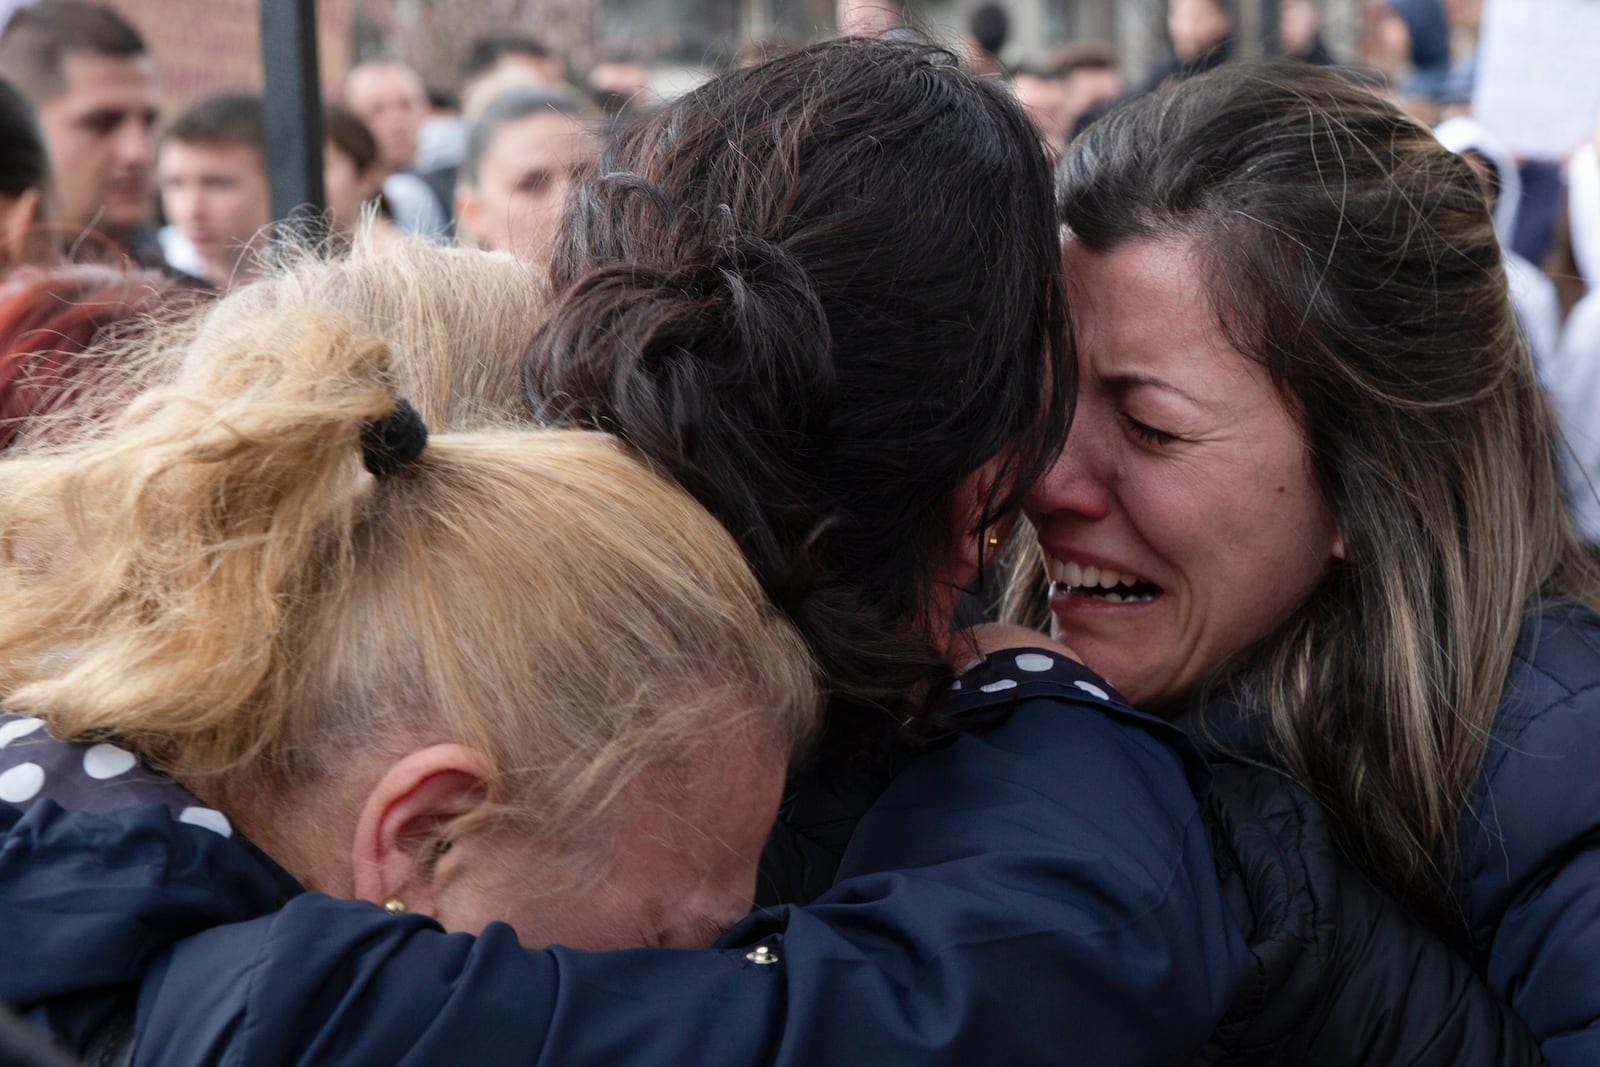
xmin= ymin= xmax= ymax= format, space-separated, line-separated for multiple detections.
xmin=129 ymin=652 xmax=1245 ymax=1066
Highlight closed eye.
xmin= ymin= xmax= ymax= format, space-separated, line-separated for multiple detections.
xmin=516 ymin=171 xmax=551 ymax=193
xmin=1122 ymin=413 xmax=1181 ymax=446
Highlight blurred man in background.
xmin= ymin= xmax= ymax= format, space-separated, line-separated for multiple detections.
xmin=0 ymin=0 xmax=160 ymax=265
xmin=157 ymin=91 xmax=270 ymax=289
xmin=343 ymin=59 xmax=449 ymax=237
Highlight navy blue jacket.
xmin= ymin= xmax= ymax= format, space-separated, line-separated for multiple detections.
xmin=0 ymin=650 xmax=1248 ymax=1065
xmin=1461 ymin=601 xmax=1600 ymax=1064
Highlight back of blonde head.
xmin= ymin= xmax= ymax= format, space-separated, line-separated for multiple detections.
xmin=239 ymin=226 xmax=548 ymax=429
xmin=0 ymin=275 xmax=818 ymax=861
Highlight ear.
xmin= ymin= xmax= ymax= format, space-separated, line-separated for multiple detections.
xmin=1 ymin=187 xmax=43 ymax=267
xmin=1331 ymin=527 xmax=1345 ymax=561
xmin=923 ymin=459 xmax=1015 ymax=635
xmin=350 ymin=743 xmax=494 ymax=917
xmin=948 ymin=457 xmax=1013 ymax=579
xmin=453 ymin=187 xmax=481 ymax=246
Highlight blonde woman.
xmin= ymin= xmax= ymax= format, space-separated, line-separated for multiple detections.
xmin=0 ymin=285 xmax=819 ymax=1058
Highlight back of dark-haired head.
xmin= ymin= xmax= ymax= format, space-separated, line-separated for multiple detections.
xmin=324 ymin=103 xmax=379 ymax=175
xmin=967 ymin=3 xmax=1009 ymax=57
xmin=524 ymin=37 xmax=1071 ymax=734
xmin=1057 ymin=60 xmax=1585 ymax=935
xmin=465 ymin=33 xmax=551 ymax=80
xmin=164 ymin=92 xmax=265 ymax=152
xmin=0 ymin=0 xmax=146 ymax=105
xmin=0 ymin=76 xmax=48 ymax=200
xmin=458 ymin=87 xmax=584 ymax=189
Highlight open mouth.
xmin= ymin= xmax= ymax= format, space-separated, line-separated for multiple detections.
xmin=1044 ymin=556 xmax=1163 ymax=604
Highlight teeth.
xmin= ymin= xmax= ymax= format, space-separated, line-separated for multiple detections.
xmin=1103 ymin=592 xmax=1123 ymax=603
xmin=1043 ymin=555 xmax=1156 ymax=595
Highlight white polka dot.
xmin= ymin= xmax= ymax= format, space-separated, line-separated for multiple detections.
xmin=178 ymin=806 xmax=232 ymax=837
xmin=0 ymin=717 xmax=45 ymax=748
xmin=1074 ymin=680 xmax=1110 ymax=701
xmin=1014 ymin=653 xmax=1056 ymax=673
xmin=82 ymin=743 xmax=137 ymax=780
xmin=979 ymin=678 xmax=1019 ymax=693
xmin=0 ymin=762 xmax=45 ymax=803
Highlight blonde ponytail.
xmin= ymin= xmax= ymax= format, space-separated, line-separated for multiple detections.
xmin=0 ymin=304 xmax=403 ymax=772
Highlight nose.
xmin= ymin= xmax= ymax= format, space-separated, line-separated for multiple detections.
xmin=115 ymin=117 xmax=154 ymax=170
xmin=1024 ymin=396 xmax=1116 ymax=524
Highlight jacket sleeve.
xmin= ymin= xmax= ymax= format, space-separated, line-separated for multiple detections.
xmin=136 ymin=651 xmax=1247 ymax=1067
xmin=1463 ymin=620 xmax=1600 ymax=1066
xmin=1196 ymin=762 xmax=1545 ymax=1067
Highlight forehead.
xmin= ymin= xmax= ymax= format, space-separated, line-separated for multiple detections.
xmin=347 ymin=67 xmax=425 ymax=106
xmin=53 ymin=51 xmax=156 ymax=112
xmin=1064 ymin=235 xmax=1211 ymax=326
xmin=159 ymin=139 xmax=265 ymax=177
xmin=1064 ymin=235 xmax=1294 ymax=402
xmin=484 ymin=112 xmax=592 ymax=165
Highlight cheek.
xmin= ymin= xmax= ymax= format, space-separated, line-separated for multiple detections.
xmin=1212 ymin=468 xmax=1334 ymax=628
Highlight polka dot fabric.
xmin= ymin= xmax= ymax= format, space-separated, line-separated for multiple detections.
xmin=941 ymin=648 xmax=1215 ymax=793
xmin=0 ymin=711 xmax=232 ymax=836
xmin=946 ymin=648 xmax=1129 ymax=719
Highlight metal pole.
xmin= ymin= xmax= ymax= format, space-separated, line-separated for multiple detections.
xmin=260 ymin=0 xmax=326 ymax=241
xmin=1237 ymin=0 xmax=1282 ymax=60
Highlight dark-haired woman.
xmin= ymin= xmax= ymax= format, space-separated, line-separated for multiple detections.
xmin=525 ymin=35 xmax=1081 ymax=905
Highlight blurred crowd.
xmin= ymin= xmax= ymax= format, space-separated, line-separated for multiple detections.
xmin=6 ymin=0 xmax=1588 ymax=542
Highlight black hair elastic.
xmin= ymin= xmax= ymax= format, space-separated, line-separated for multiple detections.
xmin=360 ymin=397 xmax=428 ymax=477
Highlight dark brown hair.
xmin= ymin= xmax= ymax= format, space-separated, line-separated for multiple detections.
xmin=524 ymin=38 xmax=1072 ymax=737
xmin=0 ymin=1 xmax=146 ymax=105
xmin=0 ymin=76 xmax=47 ymax=200
xmin=164 ymin=92 xmax=264 ymax=155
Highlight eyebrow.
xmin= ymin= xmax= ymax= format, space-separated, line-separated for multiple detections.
xmin=78 ymin=106 xmax=157 ymax=125
xmin=1101 ymin=371 xmax=1208 ymax=408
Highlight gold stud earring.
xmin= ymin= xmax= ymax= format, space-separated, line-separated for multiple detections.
xmin=383 ymin=897 xmax=407 ymax=915
xmin=987 ymin=535 xmax=1000 ymax=547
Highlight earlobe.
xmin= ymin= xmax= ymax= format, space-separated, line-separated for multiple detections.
xmin=1331 ymin=527 xmax=1346 ymax=561
xmin=350 ymin=744 xmax=494 ymax=916
xmin=951 ymin=458 xmax=1013 ymax=575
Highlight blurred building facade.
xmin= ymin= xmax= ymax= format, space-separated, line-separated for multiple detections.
xmin=66 ymin=0 xmax=1366 ymax=112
